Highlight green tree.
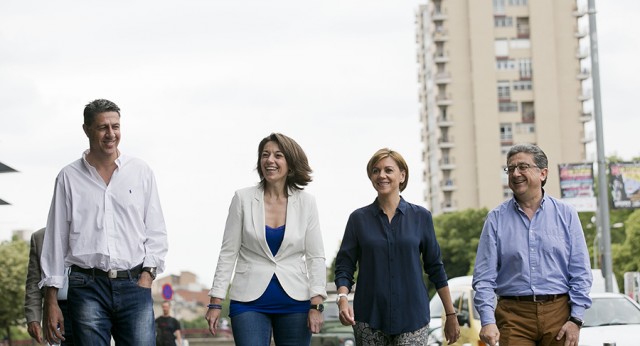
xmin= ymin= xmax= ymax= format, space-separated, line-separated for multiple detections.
xmin=433 ymin=208 xmax=488 ymax=279
xmin=612 ymin=209 xmax=640 ymax=286
xmin=0 ymin=235 xmax=29 ymax=344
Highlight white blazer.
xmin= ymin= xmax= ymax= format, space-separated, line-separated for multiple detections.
xmin=209 ymin=186 xmax=327 ymax=302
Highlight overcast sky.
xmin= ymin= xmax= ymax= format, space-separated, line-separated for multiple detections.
xmin=1 ymin=0 xmax=638 ymax=287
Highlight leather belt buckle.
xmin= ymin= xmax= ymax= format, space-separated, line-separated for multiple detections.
xmin=108 ymin=269 xmax=118 ymax=279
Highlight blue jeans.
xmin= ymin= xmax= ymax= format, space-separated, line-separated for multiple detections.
xmin=67 ymin=271 xmax=154 ymax=346
xmin=58 ymin=300 xmax=73 ymax=346
xmin=231 ymin=311 xmax=311 ymax=346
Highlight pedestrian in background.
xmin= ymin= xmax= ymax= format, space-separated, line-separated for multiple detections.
xmin=24 ymin=228 xmax=73 ymax=345
xmin=473 ymin=143 xmax=592 ymax=346
xmin=156 ymin=301 xmax=182 ymax=346
xmin=205 ymin=133 xmax=327 ymax=346
xmin=334 ymin=148 xmax=460 ymax=345
xmin=40 ymin=99 xmax=168 ymax=345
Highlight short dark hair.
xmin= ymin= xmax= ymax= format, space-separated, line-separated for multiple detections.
xmin=507 ymin=143 xmax=548 ymax=186
xmin=84 ymin=99 xmax=120 ymax=126
xmin=256 ymin=133 xmax=312 ymax=192
xmin=366 ymin=148 xmax=409 ymax=192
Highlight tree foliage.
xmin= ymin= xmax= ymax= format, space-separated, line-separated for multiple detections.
xmin=433 ymin=208 xmax=488 ymax=279
xmin=0 ymin=235 xmax=29 ymax=340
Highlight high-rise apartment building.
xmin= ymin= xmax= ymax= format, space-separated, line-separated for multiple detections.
xmin=416 ymin=0 xmax=592 ymax=214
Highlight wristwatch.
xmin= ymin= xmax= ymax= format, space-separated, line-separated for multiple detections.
xmin=336 ymin=293 xmax=349 ymax=304
xmin=310 ymin=304 xmax=324 ymax=312
xmin=568 ymin=316 xmax=584 ymax=328
xmin=142 ymin=267 xmax=157 ymax=280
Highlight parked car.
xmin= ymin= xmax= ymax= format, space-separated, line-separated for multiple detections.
xmin=311 ymin=283 xmax=355 ymax=346
xmin=427 ymin=276 xmax=475 ymax=346
xmin=579 ymin=292 xmax=640 ymax=346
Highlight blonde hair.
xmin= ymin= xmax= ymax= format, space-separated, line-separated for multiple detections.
xmin=366 ymin=148 xmax=409 ymax=192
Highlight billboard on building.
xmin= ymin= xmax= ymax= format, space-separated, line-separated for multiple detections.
xmin=609 ymin=162 xmax=640 ymax=209
xmin=558 ymin=163 xmax=596 ymax=212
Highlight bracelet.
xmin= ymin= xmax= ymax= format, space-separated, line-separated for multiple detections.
xmin=445 ymin=312 xmax=457 ymax=316
xmin=207 ymin=304 xmax=222 ymax=310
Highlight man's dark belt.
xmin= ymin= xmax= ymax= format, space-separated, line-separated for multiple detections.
xmin=499 ymin=294 xmax=568 ymax=302
xmin=71 ymin=264 xmax=143 ymax=279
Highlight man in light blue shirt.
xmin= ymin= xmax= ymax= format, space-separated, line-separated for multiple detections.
xmin=473 ymin=144 xmax=592 ymax=346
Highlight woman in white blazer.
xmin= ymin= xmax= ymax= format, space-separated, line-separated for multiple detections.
xmin=205 ymin=133 xmax=327 ymax=346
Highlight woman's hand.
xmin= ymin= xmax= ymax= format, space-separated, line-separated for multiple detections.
xmin=443 ymin=313 xmax=461 ymax=345
xmin=338 ymin=300 xmax=356 ymax=326
xmin=205 ymin=307 xmax=222 ymax=336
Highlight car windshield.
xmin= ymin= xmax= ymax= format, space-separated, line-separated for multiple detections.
xmin=583 ymin=296 xmax=640 ymax=327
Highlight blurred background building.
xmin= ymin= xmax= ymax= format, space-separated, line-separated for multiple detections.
xmin=416 ymin=0 xmax=593 ymax=214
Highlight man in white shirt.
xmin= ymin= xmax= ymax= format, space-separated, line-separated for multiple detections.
xmin=39 ymin=99 xmax=168 ymax=345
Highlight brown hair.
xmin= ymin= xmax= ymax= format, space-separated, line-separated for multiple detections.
xmin=256 ymin=133 xmax=312 ymax=192
xmin=366 ymin=148 xmax=409 ymax=192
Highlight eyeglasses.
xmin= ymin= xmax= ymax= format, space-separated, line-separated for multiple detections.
xmin=504 ymin=163 xmax=538 ymax=174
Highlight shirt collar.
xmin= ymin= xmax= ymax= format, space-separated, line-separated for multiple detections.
xmin=82 ymin=149 xmax=122 ymax=170
xmin=369 ymin=195 xmax=408 ymax=216
xmin=512 ymin=188 xmax=547 ymax=211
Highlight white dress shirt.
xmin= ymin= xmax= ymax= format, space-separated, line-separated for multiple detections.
xmin=39 ymin=150 xmax=168 ymax=289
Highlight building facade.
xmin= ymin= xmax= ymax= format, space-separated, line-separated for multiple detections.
xmin=416 ymin=0 xmax=592 ymax=214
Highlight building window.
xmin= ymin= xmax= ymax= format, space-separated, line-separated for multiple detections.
xmin=493 ymin=0 xmax=506 ymax=14
xmin=516 ymin=123 xmax=535 ymax=134
xmin=513 ymin=80 xmax=532 ymax=90
xmin=494 ymin=16 xmax=513 ymax=27
xmin=517 ymin=17 xmax=530 ymax=38
xmin=510 ymin=39 xmax=530 ymax=49
xmin=509 ymin=0 xmax=528 ymax=5
xmin=500 ymin=123 xmax=513 ymax=143
xmin=519 ymin=58 xmax=532 ymax=79
xmin=499 ymin=102 xmax=518 ymax=112
xmin=495 ymin=39 xmax=509 ymax=57
xmin=503 ymin=187 xmax=513 ymax=199
xmin=497 ymin=81 xmax=511 ymax=101
xmin=496 ymin=59 xmax=516 ymax=70
xmin=521 ymin=102 xmax=534 ymax=123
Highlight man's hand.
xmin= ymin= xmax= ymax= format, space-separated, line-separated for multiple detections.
xmin=308 ymin=309 xmax=324 ymax=333
xmin=27 ymin=321 xmax=43 ymax=343
xmin=479 ymin=323 xmax=500 ymax=346
xmin=556 ymin=321 xmax=580 ymax=346
xmin=43 ymin=287 xmax=65 ymax=345
xmin=137 ymin=271 xmax=153 ymax=288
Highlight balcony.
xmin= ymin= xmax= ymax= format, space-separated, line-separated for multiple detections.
xmin=441 ymin=200 xmax=458 ymax=213
xmin=439 ymin=157 xmax=456 ymax=170
xmin=576 ymin=48 xmax=589 ymax=59
xmin=581 ymin=132 xmax=595 ymax=144
xmin=436 ymin=93 xmax=452 ymax=105
xmin=433 ymin=28 xmax=449 ymax=41
xmin=436 ymin=114 xmax=454 ymax=127
xmin=434 ymin=71 xmax=451 ymax=84
xmin=573 ymin=7 xmax=587 ymax=17
xmin=432 ymin=8 xmax=448 ymax=20
xmin=578 ymin=90 xmax=592 ymax=101
xmin=577 ymin=68 xmax=590 ymax=80
xmin=441 ymin=179 xmax=456 ymax=191
xmin=579 ymin=111 xmax=593 ymax=122
xmin=438 ymin=136 xmax=455 ymax=148
xmin=434 ymin=51 xmax=450 ymax=63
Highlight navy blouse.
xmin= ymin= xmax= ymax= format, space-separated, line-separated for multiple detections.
xmin=334 ymin=197 xmax=449 ymax=335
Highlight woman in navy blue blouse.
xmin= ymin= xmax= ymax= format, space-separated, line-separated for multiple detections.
xmin=334 ymin=148 xmax=460 ymax=345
